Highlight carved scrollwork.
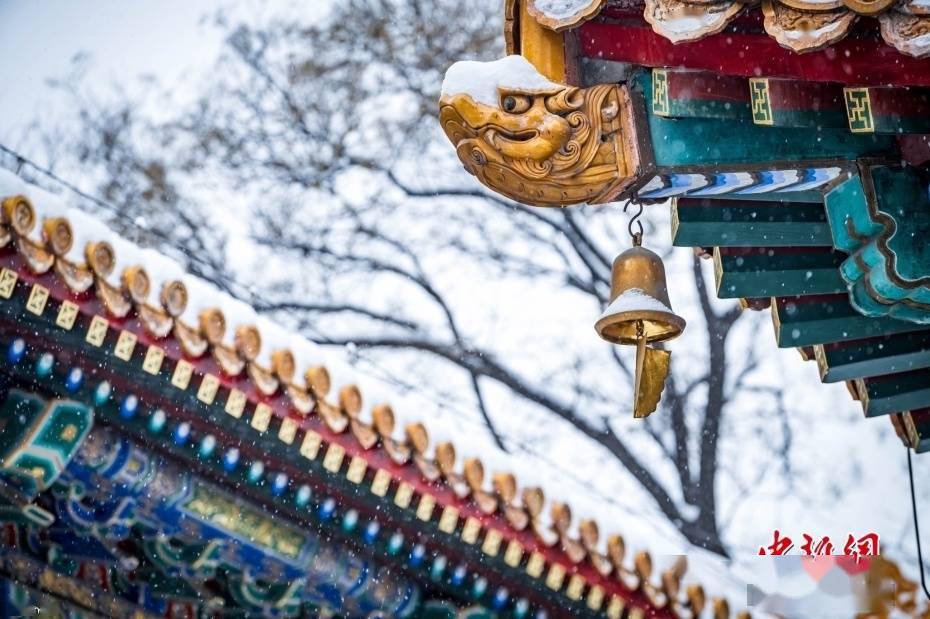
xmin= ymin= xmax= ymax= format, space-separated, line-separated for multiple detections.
xmin=525 ymin=0 xmax=609 ymax=31
xmin=513 ymin=0 xmax=926 ymax=58
xmin=439 ymin=56 xmax=641 ymax=207
xmin=762 ymin=0 xmax=858 ymax=51
xmin=645 ymin=0 xmax=744 ymax=42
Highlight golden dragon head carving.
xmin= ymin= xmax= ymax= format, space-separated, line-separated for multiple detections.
xmin=439 ymin=55 xmax=641 ymax=207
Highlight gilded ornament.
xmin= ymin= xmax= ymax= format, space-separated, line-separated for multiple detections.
xmin=525 ymin=0 xmax=609 ymax=31
xmin=2 ymin=195 xmax=35 ymax=236
xmin=85 ymin=241 xmax=116 ymax=278
xmin=761 ymin=1 xmax=857 ymax=52
xmin=121 ymin=265 xmax=150 ymax=303
xmin=879 ymin=9 xmax=930 ymax=56
xmin=305 ymin=365 xmax=331 ymax=400
xmin=439 ymin=56 xmax=641 ymax=207
xmin=843 ymin=0 xmax=896 ymax=14
xmin=271 ymin=348 xmax=297 ymax=383
xmin=42 ymin=217 xmax=73 ymax=255
xmin=160 ymin=280 xmax=188 ymax=317
xmin=645 ymin=0 xmax=744 ymax=42
xmin=372 ymin=404 xmax=410 ymax=464
xmin=234 ymin=325 xmax=261 ymax=360
xmin=199 ymin=307 xmax=227 ymax=345
xmin=407 ymin=422 xmax=439 ymax=479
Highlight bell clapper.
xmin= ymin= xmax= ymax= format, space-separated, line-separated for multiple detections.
xmin=634 ymin=320 xmax=647 ymax=419
xmin=595 ymin=200 xmax=687 ymax=419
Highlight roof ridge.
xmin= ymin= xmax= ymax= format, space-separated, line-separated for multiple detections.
xmin=0 ymin=168 xmax=743 ymax=618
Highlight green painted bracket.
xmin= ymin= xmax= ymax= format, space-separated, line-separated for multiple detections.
xmin=714 ymin=247 xmax=846 ymax=299
xmin=651 ymin=68 xmax=751 ymax=121
xmin=749 ymin=78 xmax=847 ymax=129
xmin=637 ymin=71 xmax=895 ymax=170
xmin=856 ymin=369 xmax=930 ymax=417
xmin=825 ymin=165 xmax=930 ymax=324
xmin=673 ymin=199 xmax=833 ymax=247
xmin=814 ymin=331 xmax=930 ymax=383
xmin=772 ymin=294 xmax=930 ymax=348
xmin=0 ymin=390 xmax=93 ymax=498
xmin=843 ymin=87 xmax=930 ymax=135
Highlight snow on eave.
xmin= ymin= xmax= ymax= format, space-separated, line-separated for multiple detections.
xmin=0 ymin=165 xmax=749 ymax=614
xmin=526 ymin=0 xmax=608 ymax=32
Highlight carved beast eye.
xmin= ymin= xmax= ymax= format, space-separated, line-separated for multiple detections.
xmin=502 ymin=95 xmax=531 ymax=113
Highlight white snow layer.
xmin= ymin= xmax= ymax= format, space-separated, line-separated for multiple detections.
xmin=0 ymin=167 xmax=752 ymax=604
xmin=532 ymin=0 xmax=600 ymax=20
xmin=440 ymin=55 xmax=562 ymax=107
xmin=599 ymin=287 xmax=674 ymax=319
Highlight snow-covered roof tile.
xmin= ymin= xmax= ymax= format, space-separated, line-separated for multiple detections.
xmin=0 ymin=167 xmax=748 ymax=617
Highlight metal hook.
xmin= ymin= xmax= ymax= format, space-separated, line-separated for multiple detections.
xmin=623 ymin=199 xmax=644 ymax=245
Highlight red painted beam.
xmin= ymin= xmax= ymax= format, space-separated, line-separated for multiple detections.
xmin=580 ymin=20 xmax=930 ymax=87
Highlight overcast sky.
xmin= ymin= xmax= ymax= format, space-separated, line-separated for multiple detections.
xmin=0 ymin=0 xmax=224 ymax=143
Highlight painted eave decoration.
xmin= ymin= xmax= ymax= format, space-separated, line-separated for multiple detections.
xmin=0 ymin=168 xmax=749 ymax=618
xmin=520 ymin=0 xmax=930 ymax=57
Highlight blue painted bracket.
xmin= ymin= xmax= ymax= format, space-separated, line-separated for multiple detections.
xmin=825 ymin=165 xmax=930 ymax=323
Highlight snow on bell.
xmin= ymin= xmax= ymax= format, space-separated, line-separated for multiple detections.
xmin=595 ymin=234 xmax=685 ymax=418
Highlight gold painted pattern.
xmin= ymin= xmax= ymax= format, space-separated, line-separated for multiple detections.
xmin=346 ymin=455 xmax=367 ymax=483
xmin=55 ymin=300 xmax=79 ymax=330
xmin=462 ymin=516 xmax=481 ymax=544
xmin=26 ymin=284 xmax=48 ymax=315
xmin=652 ymin=69 xmax=670 ymax=116
xmin=85 ymin=315 xmax=108 ymax=347
xmin=416 ymin=494 xmax=436 ymax=521
xmin=171 ymin=359 xmax=194 ymax=390
xmin=278 ymin=417 xmax=298 ymax=444
xmin=845 ymin=88 xmax=875 ymax=133
xmin=322 ymin=443 xmax=345 ymax=472
xmin=197 ymin=373 xmax=220 ymax=404
xmin=142 ymin=345 xmax=164 ymax=375
xmin=114 ymin=330 xmax=137 ymax=362
xmin=438 ymin=506 xmax=460 ymax=533
xmin=371 ymin=468 xmax=391 ymax=496
xmin=300 ymin=431 xmax=322 ymax=460
xmin=183 ymin=484 xmax=307 ymax=559
xmin=750 ymin=78 xmax=774 ymax=125
xmin=224 ymin=388 xmax=246 ymax=418
xmin=250 ymin=402 xmax=272 ymax=432
xmin=0 ymin=268 xmax=17 ymax=298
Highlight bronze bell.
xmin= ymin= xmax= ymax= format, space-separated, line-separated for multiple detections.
xmin=595 ymin=236 xmax=685 ymax=418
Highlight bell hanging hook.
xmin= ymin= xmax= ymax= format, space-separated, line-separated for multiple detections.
xmin=623 ymin=199 xmax=644 ymax=246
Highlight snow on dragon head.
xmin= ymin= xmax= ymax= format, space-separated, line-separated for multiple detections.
xmin=439 ymin=55 xmax=641 ymax=207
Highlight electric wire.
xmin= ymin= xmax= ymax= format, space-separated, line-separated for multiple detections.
xmin=908 ymin=447 xmax=930 ymax=601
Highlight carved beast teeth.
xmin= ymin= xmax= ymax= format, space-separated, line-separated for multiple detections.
xmin=439 ymin=62 xmax=641 ymax=206
xmin=484 ymin=128 xmax=499 ymax=149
